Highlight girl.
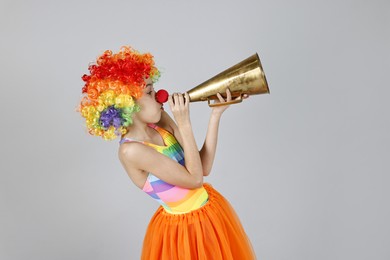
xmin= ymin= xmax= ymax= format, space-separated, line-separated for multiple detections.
xmin=79 ymin=46 xmax=256 ymax=259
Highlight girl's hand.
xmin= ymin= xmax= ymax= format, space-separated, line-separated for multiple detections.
xmin=168 ymin=92 xmax=191 ymax=126
xmin=211 ymin=88 xmax=249 ymax=115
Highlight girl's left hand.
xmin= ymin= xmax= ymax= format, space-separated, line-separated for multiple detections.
xmin=211 ymin=88 xmax=249 ymax=115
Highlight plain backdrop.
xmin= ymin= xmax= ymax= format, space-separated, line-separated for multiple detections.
xmin=1 ymin=0 xmax=389 ymax=259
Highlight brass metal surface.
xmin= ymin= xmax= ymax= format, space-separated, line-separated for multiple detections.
xmin=187 ymin=53 xmax=269 ymax=107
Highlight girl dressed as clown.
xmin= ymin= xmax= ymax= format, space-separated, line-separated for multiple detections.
xmin=78 ymin=46 xmax=256 ymax=259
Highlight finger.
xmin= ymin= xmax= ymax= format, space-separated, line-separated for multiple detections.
xmin=216 ymin=92 xmax=224 ymax=103
xmin=172 ymin=93 xmax=180 ymax=106
xmin=234 ymin=95 xmax=242 ymax=101
xmin=168 ymin=94 xmax=175 ymax=110
xmin=184 ymin=92 xmax=190 ymax=108
xmin=177 ymin=92 xmax=184 ymax=106
xmin=226 ymin=88 xmax=232 ymax=101
xmin=172 ymin=93 xmax=181 ymax=106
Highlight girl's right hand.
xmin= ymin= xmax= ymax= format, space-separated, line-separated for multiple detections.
xmin=168 ymin=92 xmax=191 ymax=126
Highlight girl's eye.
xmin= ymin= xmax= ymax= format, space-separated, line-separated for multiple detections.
xmin=147 ymin=91 xmax=152 ymax=95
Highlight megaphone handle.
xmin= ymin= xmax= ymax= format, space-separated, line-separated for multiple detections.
xmin=207 ymin=94 xmax=243 ymax=107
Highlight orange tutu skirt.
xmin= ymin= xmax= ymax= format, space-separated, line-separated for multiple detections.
xmin=141 ymin=183 xmax=256 ymax=260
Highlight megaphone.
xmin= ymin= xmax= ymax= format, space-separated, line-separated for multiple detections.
xmin=187 ymin=53 xmax=270 ymax=107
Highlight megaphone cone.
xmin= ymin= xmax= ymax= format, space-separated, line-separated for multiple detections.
xmin=187 ymin=53 xmax=269 ymax=107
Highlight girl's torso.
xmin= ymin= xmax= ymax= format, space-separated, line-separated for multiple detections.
xmin=120 ymin=123 xmax=208 ymax=214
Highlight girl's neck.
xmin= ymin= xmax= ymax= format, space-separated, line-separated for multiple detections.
xmin=124 ymin=122 xmax=153 ymax=140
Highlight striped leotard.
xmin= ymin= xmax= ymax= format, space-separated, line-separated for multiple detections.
xmin=119 ymin=123 xmax=208 ymax=214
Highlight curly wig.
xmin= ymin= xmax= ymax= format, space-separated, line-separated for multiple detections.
xmin=78 ymin=46 xmax=160 ymax=140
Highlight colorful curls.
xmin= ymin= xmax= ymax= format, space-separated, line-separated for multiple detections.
xmin=78 ymin=46 xmax=160 ymax=140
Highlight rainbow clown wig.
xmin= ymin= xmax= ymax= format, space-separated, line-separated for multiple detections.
xmin=78 ymin=46 xmax=160 ymax=140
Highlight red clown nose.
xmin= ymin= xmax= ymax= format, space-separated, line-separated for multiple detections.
xmin=156 ymin=89 xmax=169 ymax=104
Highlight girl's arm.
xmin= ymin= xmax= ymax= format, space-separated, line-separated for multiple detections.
xmin=119 ymin=142 xmax=203 ymax=189
xmin=199 ymin=111 xmax=222 ymax=176
xmin=169 ymin=92 xmax=204 ymax=187
xmin=160 ymin=89 xmax=244 ymax=177
xmin=119 ymin=92 xmax=204 ymax=189
xmin=199 ymin=89 xmax=247 ymax=176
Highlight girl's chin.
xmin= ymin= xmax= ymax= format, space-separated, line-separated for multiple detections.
xmin=152 ymin=111 xmax=162 ymax=123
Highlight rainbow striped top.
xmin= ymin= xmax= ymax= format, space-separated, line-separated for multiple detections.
xmin=119 ymin=124 xmax=209 ymax=214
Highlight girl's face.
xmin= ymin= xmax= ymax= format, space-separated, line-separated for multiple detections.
xmin=134 ymin=78 xmax=163 ymax=124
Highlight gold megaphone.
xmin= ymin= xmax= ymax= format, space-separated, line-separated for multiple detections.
xmin=187 ymin=53 xmax=270 ymax=107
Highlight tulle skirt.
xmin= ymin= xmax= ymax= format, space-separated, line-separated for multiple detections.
xmin=141 ymin=183 xmax=256 ymax=260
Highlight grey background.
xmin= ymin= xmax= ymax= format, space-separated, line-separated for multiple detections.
xmin=1 ymin=0 xmax=389 ymax=259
